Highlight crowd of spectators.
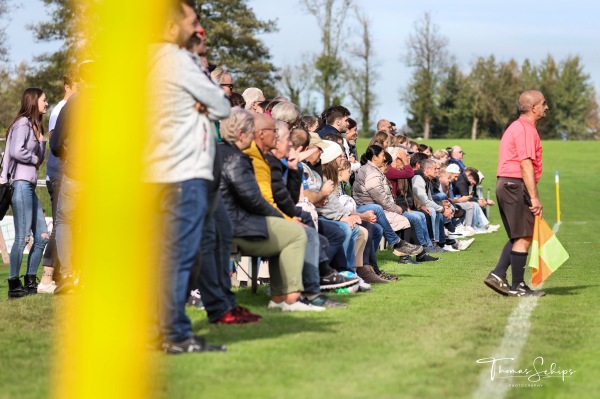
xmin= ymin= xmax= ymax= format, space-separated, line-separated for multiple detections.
xmin=1 ymin=0 xmax=500 ymax=354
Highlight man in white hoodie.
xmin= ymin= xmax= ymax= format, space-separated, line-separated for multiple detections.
xmin=146 ymin=0 xmax=230 ymax=354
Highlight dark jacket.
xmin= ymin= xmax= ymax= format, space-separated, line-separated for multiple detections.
xmin=317 ymin=124 xmax=342 ymax=139
xmin=218 ymin=141 xmax=282 ymax=239
xmin=453 ymin=172 xmax=472 ymax=198
xmin=265 ymin=152 xmax=302 ymax=218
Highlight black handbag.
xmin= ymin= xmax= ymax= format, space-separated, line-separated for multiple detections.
xmin=0 ymin=148 xmax=17 ymax=221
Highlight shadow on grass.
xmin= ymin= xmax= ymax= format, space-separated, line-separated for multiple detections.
xmin=188 ymin=285 xmax=345 ymax=345
xmin=541 ymin=284 xmax=598 ymax=296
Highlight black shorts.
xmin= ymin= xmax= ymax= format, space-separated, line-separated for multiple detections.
xmin=496 ymin=177 xmax=534 ymax=239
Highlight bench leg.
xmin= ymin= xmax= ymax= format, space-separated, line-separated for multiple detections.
xmin=251 ymin=257 xmax=259 ymax=295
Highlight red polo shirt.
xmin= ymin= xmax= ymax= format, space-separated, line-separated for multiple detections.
xmin=497 ymin=116 xmax=543 ymax=183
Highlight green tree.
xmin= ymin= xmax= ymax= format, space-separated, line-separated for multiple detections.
xmin=0 ymin=0 xmax=8 ymax=63
xmin=196 ymin=0 xmax=279 ymax=97
xmin=27 ymin=0 xmax=97 ymax=104
xmin=434 ymin=63 xmax=471 ymax=138
xmin=467 ymin=56 xmax=520 ymax=139
xmin=552 ymin=56 xmax=596 ymax=140
xmin=301 ymin=0 xmax=352 ymax=110
xmin=403 ymin=12 xmax=449 ymax=139
xmin=345 ymin=6 xmax=377 ymax=137
xmin=278 ymin=57 xmax=317 ymax=113
xmin=0 ymin=62 xmax=29 ymax=130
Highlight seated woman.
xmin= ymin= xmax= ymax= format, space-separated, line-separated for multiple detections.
xmin=322 ymin=152 xmax=389 ymax=284
xmin=353 ymin=145 xmax=426 ymax=262
xmin=218 ymin=107 xmax=323 ymax=312
xmin=368 ymin=131 xmax=390 ymax=150
xmin=383 ymin=148 xmax=434 ymax=256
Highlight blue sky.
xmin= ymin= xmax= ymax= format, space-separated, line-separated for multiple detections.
xmin=4 ymin=0 xmax=599 ymax=128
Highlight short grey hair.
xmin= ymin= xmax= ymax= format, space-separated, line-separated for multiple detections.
xmin=271 ymin=101 xmax=301 ymax=125
xmin=220 ymin=107 xmax=255 ymax=143
xmin=275 ymin=120 xmax=289 ymax=140
xmin=242 ymin=87 xmax=264 ymax=110
xmin=421 ymin=158 xmax=437 ymax=171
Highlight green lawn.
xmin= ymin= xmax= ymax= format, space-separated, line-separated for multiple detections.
xmin=0 ymin=139 xmax=598 ymax=399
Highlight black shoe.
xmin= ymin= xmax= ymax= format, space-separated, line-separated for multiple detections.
xmin=23 ymin=275 xmax=39 ymax=295
xmin=416 ymin=252 xmax=439 ymax=262
xmin=484 ymin=272 xmax=510 ymax=296
xmin=162 ymin=335 xmax=226 ymax=354
xmin=398 ymin=255 xmax=419 ymax=264
xmin=319 ymin=271 xmax=360 ymax=290
xmin=7 ymin=278 xmax=28 ymax=299
xmin=509 ymin=282 xmax=546 ymax=297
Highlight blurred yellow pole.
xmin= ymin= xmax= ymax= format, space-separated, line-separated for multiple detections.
xmin=555 ymin=170 xmax=561 ymax=223
xmin=53 ymin=1 xmax=163 ymax=398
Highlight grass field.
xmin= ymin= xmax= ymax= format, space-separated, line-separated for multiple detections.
xmin=0 ymin=139 xmax=598 ymax=399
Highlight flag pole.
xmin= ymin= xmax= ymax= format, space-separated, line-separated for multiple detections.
xmin=555 ymin=170 xmax=561 ymax=223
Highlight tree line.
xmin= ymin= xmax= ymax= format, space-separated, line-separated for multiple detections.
xmin=0 ymin=1 xmax=598 ymax=140
xmin=403 ymin=12 xmax=599 ymax=140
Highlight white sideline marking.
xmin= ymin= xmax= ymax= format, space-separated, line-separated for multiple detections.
xmin=472 ymin=222 xmax=561 ymax=398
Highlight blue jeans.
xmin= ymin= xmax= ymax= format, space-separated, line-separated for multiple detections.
xmin=302 ymin=226 xmax=321 ymax=294
xmin=428 ymin=207 xmax=440 ymax=242
xmin=198 ymin=199 xmax=235 ymax=323
xmin=154 ymin=179 xmax=209 ymax=343
xmin=356 ymin=204 xmax=400 ymax=247
xmin=319 ymin=218 xmax=359 ymax=272
xmin=9 ymin=181 xmax=48 ymax=278
xmin=402 ymin=210 xmax=432 ymax=247
xmin=318 ymin=218 xmax=348 ymax=269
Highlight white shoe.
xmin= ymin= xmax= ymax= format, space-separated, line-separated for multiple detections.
xmin=454 ymin=224 xmax=465 ymax=233
xmin=357 ymin=277 xmax=372 ymax=291
xmin=457 ymin=238 xmax=475 ymax=250
xmin=443 ymin=245 xmax=459 ymax=252
xmin=37 ymin=281 xmax=57 ymax=294
xmin=474 ymin=227 xmax=491 ymax=234
xmin=486 ymin=224 xmax=501 ymax=232
xmin=268 ymin=300 xmax=325 ymax=312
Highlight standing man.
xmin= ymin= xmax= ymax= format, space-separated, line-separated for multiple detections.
xmin=146 ymin=0 xmax=230 ymax=353
xmin=39 ymin=74 xmax=77 ymax=293
xmin=484 ymin=90 xmax=548 ymax=297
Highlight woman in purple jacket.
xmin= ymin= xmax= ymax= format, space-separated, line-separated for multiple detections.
xmin=1 ymin=88 xmax=50 ymax=298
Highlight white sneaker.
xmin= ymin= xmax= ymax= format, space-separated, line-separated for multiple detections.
xmin=486 ymin=224 xmax=501 ymax=232
xmin=457 ymin=238 xmax=475 ymax=250
xmin=443 ymin=245 xmax=459 ymax=252
xmin=268 ymin=300 xmax=325 ymax=312
xmin=357 ymin=276 xmax=372 ymax=291
xmin=454 ymin=224 xmax=465 ymax=233
xmin=474 ymin=227 xmax=491 ymax=234
xmin=37 ymin=281 xmax=57 ymax=294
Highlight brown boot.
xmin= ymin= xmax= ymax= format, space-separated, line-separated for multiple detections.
xmin=356 ymin=265 xmax=389 ymax=284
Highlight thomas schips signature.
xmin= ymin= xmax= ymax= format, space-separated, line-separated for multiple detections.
xmin=476 ymin=356 xmax=576 ymax=382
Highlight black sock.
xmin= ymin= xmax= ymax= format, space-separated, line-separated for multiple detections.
xmin=492 ymin=240 xmax=513 ymax=278
xmin=510 ymin=251 xmax=528 ymax=289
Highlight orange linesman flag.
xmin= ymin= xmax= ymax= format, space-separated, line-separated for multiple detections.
xmin=528 ymin=216 xmax=569 ymax=287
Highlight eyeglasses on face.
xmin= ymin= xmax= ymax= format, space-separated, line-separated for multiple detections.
xmin=220 ymin=83 xmax=234 ymax=89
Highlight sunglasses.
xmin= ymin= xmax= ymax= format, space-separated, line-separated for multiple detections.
xmin=220 ymin=83 xmax=234 ymax=89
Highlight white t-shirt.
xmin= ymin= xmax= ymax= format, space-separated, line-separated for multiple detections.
xmin=48 ymin=99 xmax=67 ymax=132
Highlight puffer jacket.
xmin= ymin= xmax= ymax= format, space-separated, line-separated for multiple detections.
xmin=265 ymin=152 xmax=302 ymax=218
xmin=353 ymin=161 xmax=397 ymax=212
xmin=218 ymin=141 xmax=282 ymax=239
